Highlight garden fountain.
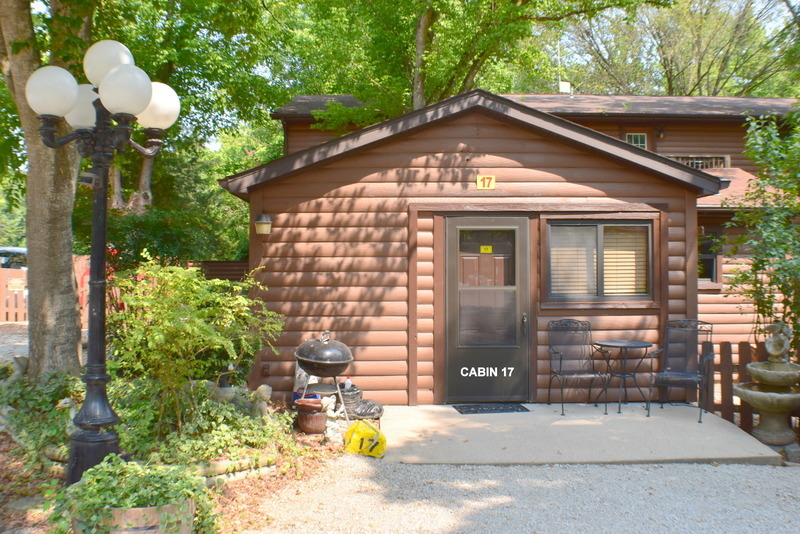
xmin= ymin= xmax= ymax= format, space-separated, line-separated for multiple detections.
xmin=734 ymin=322 xmax=800 ymax=446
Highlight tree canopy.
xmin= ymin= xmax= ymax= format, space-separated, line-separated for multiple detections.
xmin=725 ymin=112 xmax=800 ymax=353
xmin=559 ymin=0 xmax=796 ymax=96
xmin=1 ymin=0 xmax=798 ymax=378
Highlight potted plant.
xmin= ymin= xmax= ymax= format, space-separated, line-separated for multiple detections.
xmin=48 ymin=454 xmax=217 ymax=533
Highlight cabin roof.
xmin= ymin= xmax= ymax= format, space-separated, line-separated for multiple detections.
xmin=501 ymin=94 xmax=796 ymax=120
xmin=221 ymin=89 xmax=723 ymax=200
xmin=698 ymin=168 xmax=756 ymax=210
xmin=271 ymin=93 xmax=796 ymax=121
xmin=271 ymin=95 xmax=364 ymax=120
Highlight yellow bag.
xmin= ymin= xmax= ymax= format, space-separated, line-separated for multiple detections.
xmin=344 ymin=420 xmax=386 ymax=458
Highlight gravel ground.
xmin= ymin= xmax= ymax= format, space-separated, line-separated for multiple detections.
xmin=0 ymin=322 xmax=28 ymax=366
xmin=255 ymin=454 xmax=800 ymax=534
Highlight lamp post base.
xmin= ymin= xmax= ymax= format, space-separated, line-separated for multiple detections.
xmin=66 ymin=428 xmax=120 ymax=485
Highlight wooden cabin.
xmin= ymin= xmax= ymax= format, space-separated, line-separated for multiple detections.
xmin=219 ymin=90 xmax=795 ymax=405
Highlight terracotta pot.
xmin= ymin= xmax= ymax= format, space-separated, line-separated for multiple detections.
xmin=72 ymin=499 xmax=195 ymax=534
xmin=297 ymin=411 xmax=327 ymax=434
xmin=295 ymin=398 xmax=323 ymax=413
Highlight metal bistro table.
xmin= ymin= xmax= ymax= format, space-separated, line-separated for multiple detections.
xmin=596 ymin=339 xmax=653 ymax=414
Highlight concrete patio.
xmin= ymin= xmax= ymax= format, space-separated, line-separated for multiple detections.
xmin=379 ymin=402 xmax=783 ymax=465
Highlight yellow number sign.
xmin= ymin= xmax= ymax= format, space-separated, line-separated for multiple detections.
xmin=476 ymin=175 xmax=496 ymax=190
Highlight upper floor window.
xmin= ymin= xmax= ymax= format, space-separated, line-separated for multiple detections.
xmin=698 ymin=229 xmax=721 ymax=283
xmin=547 ymin=222 xmax=652 ymax=301
xmin=625 ymin=133 xmax=648 ymax=149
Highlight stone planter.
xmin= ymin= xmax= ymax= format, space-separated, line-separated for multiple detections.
xmin=72 ymin=499 xmax=195 ymax=534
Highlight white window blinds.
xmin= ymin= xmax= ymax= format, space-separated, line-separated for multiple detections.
xmin=550 ymin=223 xmax=650 ymax=299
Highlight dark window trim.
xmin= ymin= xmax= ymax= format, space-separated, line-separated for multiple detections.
xmin=542 ymin=215 xmax=657 ymax=304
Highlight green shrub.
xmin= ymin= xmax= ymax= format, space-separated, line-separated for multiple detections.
xmin=107 ymin=258 xmax=283 ymax=431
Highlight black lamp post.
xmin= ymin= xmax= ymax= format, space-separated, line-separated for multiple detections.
xmin=25 ymin=40 xmax=180 ymax=484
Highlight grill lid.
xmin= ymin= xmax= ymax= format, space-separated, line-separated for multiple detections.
xmin=294 ymin=330 xmax=354 ymax=365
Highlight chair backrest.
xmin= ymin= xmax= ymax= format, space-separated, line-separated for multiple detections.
xmin=661 ymin=319 xmax=713 ymax=373
xmin=548 ymin=319 xmax=594 ymax=373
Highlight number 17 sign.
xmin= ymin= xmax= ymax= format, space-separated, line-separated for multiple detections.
xmin=476 ymin=175 xmax=496 ymax=190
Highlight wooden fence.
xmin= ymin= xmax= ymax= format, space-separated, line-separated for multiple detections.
xmin=0 ymin=259 xmax=247 ymax=327
xmin=1 ymin=256 xmax=92 ymax=326
xmin=0 ymin=268 xmax=27 ymax=322
xmin=709 ymin=341 xmax=798 ymax=434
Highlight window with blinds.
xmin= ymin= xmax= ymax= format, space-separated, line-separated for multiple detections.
xmin=549 ymin=223 xmax=650 ymax=300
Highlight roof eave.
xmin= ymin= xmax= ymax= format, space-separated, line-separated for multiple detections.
xmin=223 ymin=90 xmax=721 ymax=200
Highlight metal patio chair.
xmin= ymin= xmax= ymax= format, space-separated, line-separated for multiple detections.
xmin=646 ymin=319 xmax=714 ymax=423
xmin=547 ymin=319 xmax=610 ymax=416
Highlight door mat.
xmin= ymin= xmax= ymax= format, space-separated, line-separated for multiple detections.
xmin=452 ymin=403 xmax=530 ymax=415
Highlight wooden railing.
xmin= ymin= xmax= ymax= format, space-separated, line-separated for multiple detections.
xmin=0 ymin=268 xmax=27 ymax=322
xmin=1 ymin=256 xmax=92 ymax=326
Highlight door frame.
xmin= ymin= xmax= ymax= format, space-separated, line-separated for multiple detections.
xmin=443 ymin=215 xmax=531 ymax=403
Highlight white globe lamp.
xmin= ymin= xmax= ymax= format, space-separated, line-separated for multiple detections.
xmin=98 ymin=64 xmax=152 ymax=116
xmin=65 ymin=85 xmax=100 ymax=129
xmin=136 ymin=82 xmax=181 ymax=129
xmin=25 ymin=66 xmax=78 ymax=117
xmin=83 ymin=40 xmax=135 ymax=86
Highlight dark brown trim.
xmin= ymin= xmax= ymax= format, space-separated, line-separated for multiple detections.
xmin=685 ymin=193 xmax=699 ymax=320
xmin=433 ymin=214 xmax=446 ymax=404
xmin=528 ymin=216 xmax=540 ymax=401
xmin=409 ymin=202 xmax=661 ymax=213
xmin=658 ymin=209 xmax=670 ymax=329
xmin=538 ymin=211 xmax=664 ymax=309
xmin=407 ymin=206 xmax=419 ymax=406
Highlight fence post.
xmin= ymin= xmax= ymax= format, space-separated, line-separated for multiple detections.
xmin=738 ymin=342 xmax=754 ymax=433
xmin=718 ymin=342 xmax=734 ymax=423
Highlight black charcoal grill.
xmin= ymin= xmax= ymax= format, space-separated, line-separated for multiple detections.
xmin=294 ymin=330 xmax=353 ymax=377
xmin=294 ymin=331 xmax=354 ymax=422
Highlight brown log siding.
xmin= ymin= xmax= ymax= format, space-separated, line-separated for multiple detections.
xmin=287 ymin=118 xmax=752 ymax=173
xmin=251 ymin=112 xmax=695 ymax=405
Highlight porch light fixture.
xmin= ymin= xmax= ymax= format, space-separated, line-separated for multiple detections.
xmin=255 ymin=214 xmax=273 ymax=235
xmin=25 ymin=40 xmax=180 ymax=485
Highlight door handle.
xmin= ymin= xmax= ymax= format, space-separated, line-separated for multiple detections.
xmin=521 ymin=312 xmax=528 ymax=334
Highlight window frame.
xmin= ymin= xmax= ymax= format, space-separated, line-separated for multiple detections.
xmin=621 ymin=127 xmax=655 ymax=151
xmin=625 ymin=132 xmax=649 ymax=150
xmin=542 ymin=214 xmax=660 ymax=306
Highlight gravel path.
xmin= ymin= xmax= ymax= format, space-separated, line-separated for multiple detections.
xmin=0 ymin=323 xmax=27 ymax=365
xmin=254 ymin=454 xmax=800 ymax=534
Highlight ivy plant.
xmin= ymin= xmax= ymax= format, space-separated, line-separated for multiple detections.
xmin=0 ymin=372 xmax=84 ymax=465
xmin=110 ymin=379 xmax=298 ymax=464
xmin=47 ymin=454 xmax=217 ymax=534
xmin=724 ymin=112 xmax=800 ymax=356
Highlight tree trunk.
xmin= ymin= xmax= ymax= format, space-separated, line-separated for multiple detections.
xmin=412 ymin=7 xmax=437 ymax=110
xmin=110 ymin=165 xmax=126 ymax=210
xmin=1 ymin=0 xmax=84 ymax=378
xmin=127 ymin=154 xmax=155 ymax=214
